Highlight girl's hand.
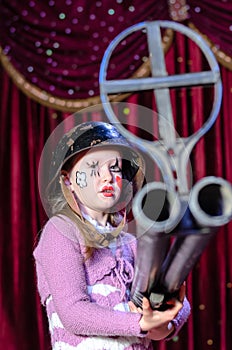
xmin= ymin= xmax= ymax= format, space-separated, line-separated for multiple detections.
xmin=139 ymin=297 xmax=182 ymax=338
xmin=129 ymin=284 xmax=186 ymax=340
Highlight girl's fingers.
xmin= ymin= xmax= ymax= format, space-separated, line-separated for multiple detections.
xmin=128 ymin=301 xmax=143 ymax=314
xmin=128 ymin=301 xmax=137 ymax=312
xmin=142 ymin=297 xmax=153 ymax=315
xmin=166 ymin=299 xmax=183 ymax=320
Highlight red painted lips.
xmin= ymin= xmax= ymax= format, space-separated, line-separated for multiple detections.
xmin=100 ymin=185 xmax=114 ymax=197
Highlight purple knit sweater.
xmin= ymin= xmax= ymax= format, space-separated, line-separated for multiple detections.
xmin=33 ymin=215 xmax=190 ymax=350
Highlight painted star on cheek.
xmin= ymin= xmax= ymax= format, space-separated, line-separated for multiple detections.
xmin=76 ymin=171 xmax=87 ymax=188
xmin=86 ymin=161 xmax=100 ymax=177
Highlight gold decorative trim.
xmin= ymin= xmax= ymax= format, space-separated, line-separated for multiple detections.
xmin=0 ymin=29 xmax=173 ymax=112
xmin=188 ymin=22 xmax=232 ymax=71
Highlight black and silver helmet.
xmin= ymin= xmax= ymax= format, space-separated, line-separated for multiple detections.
xmin=45 ymin=121 xmax=145 ymax=217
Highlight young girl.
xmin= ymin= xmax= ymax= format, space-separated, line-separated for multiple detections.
xmin=34 ymin=121 xmax=190 ymax=350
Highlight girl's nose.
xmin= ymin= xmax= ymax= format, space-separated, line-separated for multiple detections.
xmin=100 ymin=166 xmax=113 ymax=182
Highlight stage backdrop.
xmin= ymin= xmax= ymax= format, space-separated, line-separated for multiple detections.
xmin=0 ymin=1 xmax=232 ymax=349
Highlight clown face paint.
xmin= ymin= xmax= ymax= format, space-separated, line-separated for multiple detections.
xmin=116 ymin=175 xmax=122 ymax=190
xmin=86 ymin=160 xmax=100 ymax=177
xmin=76 ymin=171 xmax=87 ymax=188
xmin=68 ymin=148 xmax=123 ymax=219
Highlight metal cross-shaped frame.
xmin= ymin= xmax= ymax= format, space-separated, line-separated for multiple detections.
xmin=100 ymin=21 xmax=222 ymax=195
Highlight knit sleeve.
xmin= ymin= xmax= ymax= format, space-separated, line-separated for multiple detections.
xmin=166 ymin=296 xmax=191 ymax=340
xmin=36 ymin=218 xmax=144 ymax=338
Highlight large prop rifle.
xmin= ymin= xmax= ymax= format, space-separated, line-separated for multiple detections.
xmin=99 ymin=21 xmax=232 ymax=309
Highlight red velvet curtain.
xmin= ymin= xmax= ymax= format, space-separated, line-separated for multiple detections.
xmin=1 ymin=45 xmax=232 ymax=350
xmin=0 ymin=0 xmax=170 ymax=103
xmin=1 ymin=1 xmax=232 ymax=350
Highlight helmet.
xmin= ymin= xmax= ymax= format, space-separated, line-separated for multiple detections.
xmin=46 ymin=121 xmax=145 ymax=217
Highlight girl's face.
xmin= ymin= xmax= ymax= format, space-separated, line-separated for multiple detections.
xmin=68 ymin=148 xmax=123 ymax=214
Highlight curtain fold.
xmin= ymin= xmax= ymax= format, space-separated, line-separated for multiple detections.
xmin=188 ymin=0 xmax=232 ymax=57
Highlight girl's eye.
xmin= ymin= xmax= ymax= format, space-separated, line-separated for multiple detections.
xmin=110 ymin=165 xmax=122 ymax=172
xmin=110 ymin=159 xmax=122 ymax=172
